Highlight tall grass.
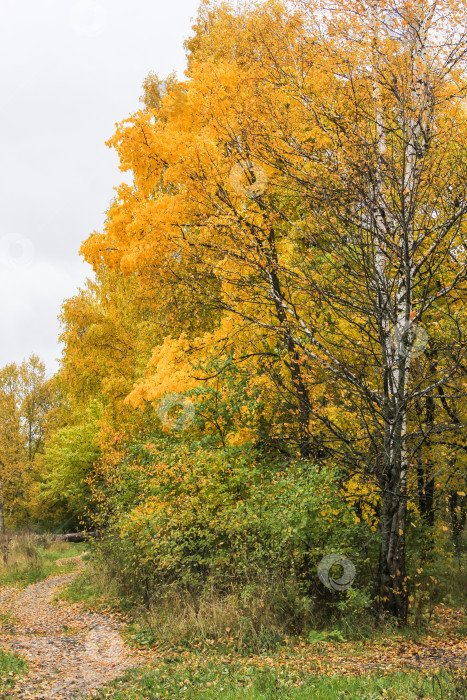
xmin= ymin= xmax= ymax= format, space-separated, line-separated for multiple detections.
xmin=0 ymin=532 xmax=87 ymax=587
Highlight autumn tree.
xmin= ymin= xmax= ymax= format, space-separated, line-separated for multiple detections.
xmin=77 ymin=0 xmax=467 ymax=620
xmin=17 ymin=355 xmax=57 ymax=462
xmin=0 ymin=356 xmax=59 ymax=529
xmin=32 ymin=401 xmax=101 ymax=529
xmin=0 ymin=364 xmax=22 ymax=534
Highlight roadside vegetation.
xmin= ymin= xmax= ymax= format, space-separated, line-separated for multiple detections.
xmin=0 ymin=532 xmax=88 ymax=588
xmin=0 ymin=648 xmax=27 ymax=696
xmin=95 ymin=666 xmax=467 ymax=699
xmin=1 ymin=0 xmax=467 ymax=697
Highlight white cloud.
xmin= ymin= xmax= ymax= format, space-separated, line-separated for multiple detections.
xmin=0 ymin=0 xmax=200 ymax=372
xmin=0 ymin=256 xmax=91 ymax=372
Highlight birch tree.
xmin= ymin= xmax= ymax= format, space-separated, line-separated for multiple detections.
xmin=80 ymin=0 xmax=467 ymax=620
xmin=196 ymin=0 xmax=467 ymax=621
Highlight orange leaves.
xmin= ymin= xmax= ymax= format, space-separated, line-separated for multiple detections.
xmin=126 ymin=333 xmax=200 ymax=408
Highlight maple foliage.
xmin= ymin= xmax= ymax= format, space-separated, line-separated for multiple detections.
xmin=67 ymin=0 xmax=467 ymax=620
xmin=0 ymin=0 xmax=464 ymax=631
xmin=0 ymin=8 xmax=466 ymax=700
xmin=51 ymin=0 xmax=467 ymax=623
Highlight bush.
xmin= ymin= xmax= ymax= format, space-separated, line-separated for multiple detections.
xmin=92 ymin=436 xmax=375 ymax=644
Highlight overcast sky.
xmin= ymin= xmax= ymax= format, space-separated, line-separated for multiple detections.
xmin=0 ymin=0 xmax=201 ymax=374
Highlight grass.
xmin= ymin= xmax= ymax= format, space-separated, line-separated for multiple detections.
xmin=93 ymin=659 xmax=466 ymax=699
xmin=58 ymin=556 xmax=133 ymax=614
xmin=0 ymin=536 xmax=462 ymax=699
xmin=61 ymin=555 xmax=466 ymax=699
xmin=0 ymin=647 xmax=27 ymax=695
xmin=0 ymin=532 xmax=89 ymax=588
xmin=0 ymin=534 xmax=465 ymax=699
xmin=0 ymin=610 xmax=20 ymax=631
xmin=60 ymin=555 xmax=384 ymax=653
xmin=0 ymin=532 xmax=88 ymax=695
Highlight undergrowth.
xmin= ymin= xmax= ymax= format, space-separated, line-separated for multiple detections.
xmin=0 ymin=532 xmax=88 ymax=588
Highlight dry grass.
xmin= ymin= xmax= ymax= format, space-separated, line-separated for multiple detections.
xmin=0 ymin=531 xmax=87 ymax=587
xmin=133 ymin=579 xmax=315 ymax=651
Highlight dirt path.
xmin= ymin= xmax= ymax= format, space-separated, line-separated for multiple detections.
xmin=1 ymin=555 xmax=465 ymax=697
xmin=0 ymin=553 xmax=139 ymax=699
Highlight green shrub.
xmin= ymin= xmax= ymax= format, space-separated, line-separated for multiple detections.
xmin=92 ymin=437 xmax=375 ymax=643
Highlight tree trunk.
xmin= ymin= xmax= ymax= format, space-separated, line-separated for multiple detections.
xmin=267 ymin=226 xmax=312 ymax=459
xmin=379 ymin=405 xmax=409 ymax=622
xmin=55 ymin=531 xmax=98 ymax=543
xmin=0 ymin=478 xmax=5 ymax=536
xmin=449 ymin=488 xmax=467 ymax=552
xmin=380 ymin=476 xmax=408 ymax=621
xmin=416 ymin=461 xmax=435 ymax=527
